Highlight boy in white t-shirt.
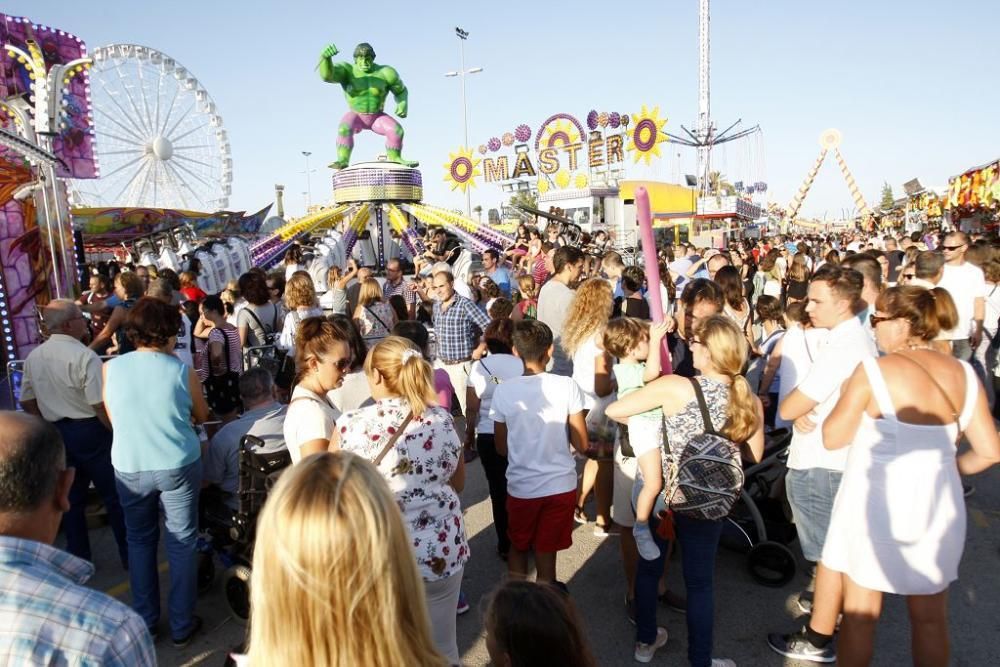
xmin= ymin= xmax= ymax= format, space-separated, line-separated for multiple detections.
xmin=490 ymin=320 xmax=590 ymax=583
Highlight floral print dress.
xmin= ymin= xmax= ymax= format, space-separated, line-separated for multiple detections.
xmin=336 ymin=397 xmax=469 ymax=581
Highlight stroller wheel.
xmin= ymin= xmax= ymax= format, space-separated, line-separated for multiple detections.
xmin=224 ymin=564 xmax=253 ymax=624
xmin=197 ymin=551 xmax=216 ymax=595
xmin=747 ymin=541 xmax=796 ymax=587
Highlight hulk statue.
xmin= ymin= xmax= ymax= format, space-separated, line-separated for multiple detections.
xmin=319 ymin=42 xmax=418 ymax=169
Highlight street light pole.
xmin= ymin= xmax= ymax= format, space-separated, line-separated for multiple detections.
xmin=301 ymin=150 xmax=314 ymax=211
xmin=445 ymin=27 xmax=482 ymax=218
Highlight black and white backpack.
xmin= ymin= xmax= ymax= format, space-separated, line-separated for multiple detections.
xmin=661 ymin=377 xmax=744 ymax=521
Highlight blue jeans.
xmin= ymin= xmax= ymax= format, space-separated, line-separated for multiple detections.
xmin=785 ymin=467 xmax=843 ymax=562
xmin=634 ymin=512 xmax=724 ymax=667
xmin=53 ymin=418 xmax=128 ymax=567
xmin=115 ymin=460 xmax=201 ymax=639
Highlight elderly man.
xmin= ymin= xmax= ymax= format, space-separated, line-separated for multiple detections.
xmin=0 ymin=412 xmax=154 ymax=665
xmin=202 ymin=368 xmax=288 ymax=511
xmin=19 ymin=300 xmax=128 ymax=568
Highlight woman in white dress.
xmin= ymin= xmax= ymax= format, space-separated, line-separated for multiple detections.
xmin=822 ymin=285 xmax=1000 ymax=666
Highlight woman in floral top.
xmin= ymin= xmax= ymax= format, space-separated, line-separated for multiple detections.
xmin=332 ymin=336 xmax=467 ymax=665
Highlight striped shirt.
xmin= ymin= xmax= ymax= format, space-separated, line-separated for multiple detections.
xmin=0 ymin=536 xmax=155 ymax=666
xmin=382 ymin=278 xmax=419 ymax=306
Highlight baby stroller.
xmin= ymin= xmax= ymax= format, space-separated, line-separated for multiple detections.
xmin=721 ymin=427 xmax=798 ymax=587
xmin=198 ymin=434 xmax=291 ymax=623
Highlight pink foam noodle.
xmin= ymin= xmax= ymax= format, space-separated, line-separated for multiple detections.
xmin=635 ymin=187 xmax=672 ymax=376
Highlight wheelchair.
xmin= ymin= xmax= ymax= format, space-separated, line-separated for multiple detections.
xmin=197 ymin=434 xmax=291 ymax=623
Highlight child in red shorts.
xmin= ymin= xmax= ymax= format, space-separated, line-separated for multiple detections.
xmin=490 ymin=320 xmax=590 ymax=583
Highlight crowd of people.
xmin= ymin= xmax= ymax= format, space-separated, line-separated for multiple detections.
xmin=1 ymin=222 xmax=999 ymax=666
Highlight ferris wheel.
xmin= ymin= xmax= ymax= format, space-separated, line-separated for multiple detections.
xmin=70 ymin=43 xmax=232 ymax=211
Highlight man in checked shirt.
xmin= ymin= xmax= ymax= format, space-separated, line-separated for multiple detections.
xmin=0 ymin=412 xmax=154 ymax=665
xmin=422 ymin=269 xmax=491 ymax=416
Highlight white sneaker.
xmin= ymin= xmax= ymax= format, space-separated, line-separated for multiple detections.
xmin=711 ymin=659 xmax=736 ymax=667
xmin=633 ymin=627 xmax=668 ymax=663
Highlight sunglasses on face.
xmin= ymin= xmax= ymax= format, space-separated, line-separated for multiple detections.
xmin=941 ymin=244 xmax=966 ymax=251
xmin=869 ymin=314 xmax=893 ymax=327
xmin=323 ymin=357 xmax=352 ymax=372
xmin=689 ymin=337 xmax=702 ymax=346
xmin=902 ymin=273 xmax=915 ymax=280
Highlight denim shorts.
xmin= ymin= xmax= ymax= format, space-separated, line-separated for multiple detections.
xmin=785 ymin=467 xmax=843 ymax=563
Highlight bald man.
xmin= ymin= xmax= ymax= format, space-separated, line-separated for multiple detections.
xmin=0 ymin=412 xmax=154 ymax=665
xmin=20 ymin=299 xmax=128 ymax=567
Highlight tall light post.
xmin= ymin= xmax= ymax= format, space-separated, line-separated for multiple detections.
xmin=301 ymin=150 xmax=316 ymax=211
xmin=445 ymin=27 xmax=483 ymax=218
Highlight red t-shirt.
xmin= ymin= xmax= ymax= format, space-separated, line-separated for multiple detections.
xmin=180 ymin=286 xmax=208 ymax=303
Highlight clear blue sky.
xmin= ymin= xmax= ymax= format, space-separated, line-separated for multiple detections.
xmin=11 ymin=0 xmax=1000 ymax=219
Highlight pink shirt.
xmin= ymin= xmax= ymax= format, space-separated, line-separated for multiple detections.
xmin=434 ymin=368 xmax=454 ymax=411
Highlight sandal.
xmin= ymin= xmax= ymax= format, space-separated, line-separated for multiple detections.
xmin=573 ymin=507 xmax=588 ymax=524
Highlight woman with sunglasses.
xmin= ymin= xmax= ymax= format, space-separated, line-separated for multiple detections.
xmin=821 ymin=285 xmax=1000 ymax=665
xmin=284 ymin=317 xmax=353 ymax=464
xmin=332 ymin=336 xmax=468 ymax=664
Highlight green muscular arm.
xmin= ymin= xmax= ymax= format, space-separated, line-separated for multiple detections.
xmin=318 ymin=43 xmax=352 ymax=84
xmin=383 ymin=66 xmax=409 ymax=118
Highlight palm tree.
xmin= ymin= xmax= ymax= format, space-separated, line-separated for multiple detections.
xmin=473 ymin=204 xmax=482 ymax=221
xmin=707 ymin=171 xmax=735 ymax=196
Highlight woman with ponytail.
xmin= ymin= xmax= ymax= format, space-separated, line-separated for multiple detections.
xmin=283 ymin=317 xmax=352 ymax=464
xmin=332 ymin=336 xmax=468 ymax=665
xmin=607 ymin=314 xmax=764 ymax=666
xmin=821 ymin=285 xmax=1000 ymax=666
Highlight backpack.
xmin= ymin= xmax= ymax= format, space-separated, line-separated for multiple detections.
xmin=661 ymin=377 xmax=744 ymax=521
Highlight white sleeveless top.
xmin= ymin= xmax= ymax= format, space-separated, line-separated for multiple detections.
xmin=822 ymin=356 xmax=977 ymax=595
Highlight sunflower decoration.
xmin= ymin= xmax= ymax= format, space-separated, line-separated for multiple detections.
xmin=555 ymin=170 xmax=571 ymax=189
xmin=540 ymin=119 xmax=581 ymax=150
xmin=444 ymin=147 xmax=482 ymax=193
xmin=627 ymin=105 xmax=669 ymax=165
xmin=537 ymin=178 xmax=550 ymax=194
xmin=574 ymin=173 xmax=589 ymax=189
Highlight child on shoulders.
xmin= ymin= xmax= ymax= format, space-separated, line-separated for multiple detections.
xmin=603 ymin=317 xmax=670 ymax=560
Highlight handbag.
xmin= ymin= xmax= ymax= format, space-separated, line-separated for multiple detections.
xmin=205 ymin=329 xmax=242 ymax=414
xmin=660 ymin=378 xmax=744 ymax=521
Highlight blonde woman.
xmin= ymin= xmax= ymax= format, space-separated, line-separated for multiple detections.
xmin=332 ymin=337 xmax=468 ymax=664
xmin=353 ymin=277 xmax=397 ymax=345
xmin=607 ymin=315 xmax=764 ymax=665
xmin=278 ymin=272 xmax=323 ymax=355
xmin=243 ymin=452 xmax=447 ymax=666
xmin=562 ymin=278 xmax=616 ymax=534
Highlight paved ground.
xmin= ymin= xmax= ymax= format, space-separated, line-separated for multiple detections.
xmin=78 ymin=458 xmax=1000 ymax=666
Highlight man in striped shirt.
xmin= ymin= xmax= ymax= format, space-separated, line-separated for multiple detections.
xmin=0 ymin=412 xmax=155 ymax=665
